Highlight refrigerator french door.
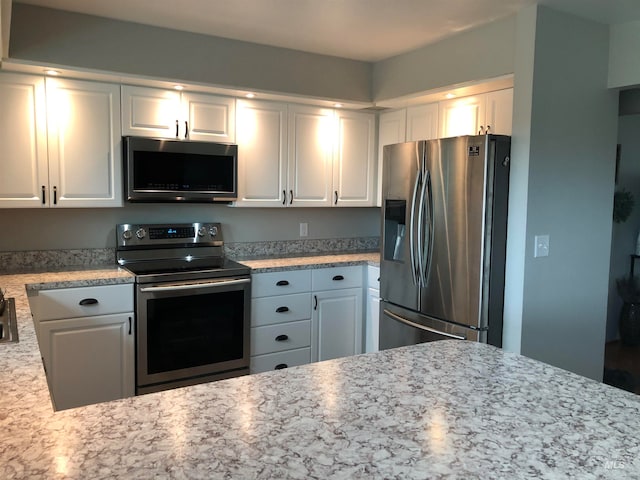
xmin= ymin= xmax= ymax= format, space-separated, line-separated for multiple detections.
xmin=379 ymin=135 xmax=510 ymax=350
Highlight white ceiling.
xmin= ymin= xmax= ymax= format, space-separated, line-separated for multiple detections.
xmin=15 ymin=0 xmax=640 ymax=61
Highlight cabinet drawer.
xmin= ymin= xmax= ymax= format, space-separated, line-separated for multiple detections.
xmin=312 ymin=266 xmax=363 ymax=291
xmin=251 ymin=293 xmax=311 ymax=327
xmin=252 ymin=270 xmax=311 ymax=298
xmin=251 ymin=319 xmax=311 ymax=355
xmin=34 ymin=284 xmax=134 ymax=321
xmin=250 ymin=347 xmax=311 ymax=374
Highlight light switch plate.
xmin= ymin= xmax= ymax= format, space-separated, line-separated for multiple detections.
xmin=534 ymin=234 xmax=550 ymax=258
xmin=299 ymin=222 xmax=308 ymax=237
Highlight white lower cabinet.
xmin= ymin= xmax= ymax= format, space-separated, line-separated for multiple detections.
xmin=365 ymin=265 xmax=380 ymax=353
xmin=251 ymin=265 xmax=367 ymax=371
xmin=250 ymin=270 xmax=313 ymax=374
xmin=31 ymin=284 xmax=134 ymax=411
xmin=39 ymin=313 xmax=134 ymax=410
xmin=311 ymin=266 xmax=363 ymax=362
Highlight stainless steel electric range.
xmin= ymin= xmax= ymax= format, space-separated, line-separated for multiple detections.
xmin=116 ymin=222 xmax=251 ymax=395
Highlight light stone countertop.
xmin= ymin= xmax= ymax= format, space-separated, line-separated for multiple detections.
xmin=236 ymin=251 xmax=380 ymax=272
xmin=2 ymin=255 xmax=640 ymax=479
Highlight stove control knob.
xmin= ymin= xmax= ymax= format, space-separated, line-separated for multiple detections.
xmin=209 ymin=226 xmax=218 ymax=237
xmin=135 ymin=228 xmax=146 ymax=239
xmin=122 ymin=229 xmax=133 ymax=240
xmin=198 ymin=226 xmax=207 ymax=237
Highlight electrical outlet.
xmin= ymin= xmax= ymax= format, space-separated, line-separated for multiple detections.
xmin=299 ymin=222 xmax=308 ymax=237
xmin=534 ymin=234 xmax=550 ymax=258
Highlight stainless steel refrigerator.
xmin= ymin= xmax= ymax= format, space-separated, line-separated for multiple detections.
xmin=379 ymin=135 xmax=510 ymax=349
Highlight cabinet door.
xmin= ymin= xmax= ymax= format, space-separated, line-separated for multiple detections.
xmin=46 ymin=78 xmax=123 ymax=207
xmin=366 ymin=288 xmax=380 ymax=353
xmin=39 ymin=313 xmax=135 ymax=411
xmin=439 ymin=95 xmax=486 ymax=138
xmin=288 ymin=105 xmax=334 ymax=207
xmin=406 ymin=103 xmax=439 ymax=141
xmin=377 ymin=109 xmax=407 ymax=206
xmin=121 ymin=85 xmax=180 ymax=138
xmin=182 ymin=92 xmax=235 ymax=143
xmin=0 ymin=73 xmax=48 ymax=208
xmin=235 ymin=99 xmax=288 ymax=206
xmin=334 ymin=110 xmax=376 ymax=207
xmin=365 ymin=265 xmax=380 ymax=353
xmin=485 ymin=88 xmax=513 ymax=135
xmin=312 ymin=287 xmax=363 ymax=362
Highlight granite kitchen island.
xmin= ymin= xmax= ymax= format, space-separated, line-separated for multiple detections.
xmin=2 ymin=338 xmax=640 ymax=478
xmin=1 ymin=265 xmax=640 ymax=479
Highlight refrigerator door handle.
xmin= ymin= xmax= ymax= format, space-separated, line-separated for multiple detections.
xmin=383 ymin=308 xmax=467 ymax=340
xmin=409 ymin=171 xmax=421 ymax=286
xmin=423 ymin=170 xmax=434 ymax=286
xmin=417 ymin=169 xmax=432 ymax=286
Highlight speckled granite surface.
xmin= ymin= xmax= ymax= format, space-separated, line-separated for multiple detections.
xmin=2 ymin=259 xmax=640 ymax=479
xmin=240 ymin=252 xmax=380 ymax=273
xmin=1 ymin=237 xmax=379 ymax=273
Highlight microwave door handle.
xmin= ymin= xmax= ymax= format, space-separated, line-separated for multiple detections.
xmin=383 ymin=308 xmax=467 ymax=340
xmin=140 ymin=277 xmax=250 ymax=293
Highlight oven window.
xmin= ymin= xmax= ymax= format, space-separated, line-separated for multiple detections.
xmin=146 ymin=290 xmax=244 ymax=374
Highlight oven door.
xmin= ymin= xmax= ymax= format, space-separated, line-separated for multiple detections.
xmin=136 ymin=276 xmax=250 ymax=392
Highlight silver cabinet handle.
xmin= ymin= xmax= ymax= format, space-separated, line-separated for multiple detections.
xmin=140 ymin=277 xmax=250 ymax=292
xmin=383 ymin=309 xmax=466 ymax=340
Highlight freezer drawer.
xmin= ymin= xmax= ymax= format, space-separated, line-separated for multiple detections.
xmin=379 ymin=301 xmax=481 ymax=350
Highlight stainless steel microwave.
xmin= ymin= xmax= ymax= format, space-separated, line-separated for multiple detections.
xmin=123 ymin=136 xmax=238 ymax=203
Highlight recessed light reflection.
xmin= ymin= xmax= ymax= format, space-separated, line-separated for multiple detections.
xmin=245 ymin=93 xmax=256 ymax=98
xmin=445 ymin=93 xmax=456 ymax=99
xmin=45 ymin=69 xmax=60 ymax=76
xmin=174 ymin=85 xmax=184 ymax=91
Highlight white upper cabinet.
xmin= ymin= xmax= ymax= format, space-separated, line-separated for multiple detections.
xmin=485 ymin=88 xmax=514 ymax=136
xmin=439 ymin=89 xmax=513 ymax=138
xmin=121 ymin=85 xmax=235 ymax=142
xmin=235 ymin=99 xmax=288 ymax=207
xmin=46 ymin=78 xmax=123 ymax=207
xmin=0 ymin=73 xmax=48 ymax=208
xmin=0 ymin=74 xmax=122 ymax=208
xmin=288 ymin=104 xmax=335 ymax=207
xmin=237 ymin=102 xmax=374 ymax=208
xmin=406 ymin=103 xmax=439 ymax=141
xmin=377 ymin=109 xmax=407 ymax=207
xmin=181 ymin=92 xmax=235 ymax=142
xmin=439 ymin=94 xmax=487 ymax=138
xmin=333 ymin=110 xmax=376 ymax=207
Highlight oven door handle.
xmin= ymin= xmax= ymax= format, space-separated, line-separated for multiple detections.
xmin=139 ymin=277 xmax=250 ymax=292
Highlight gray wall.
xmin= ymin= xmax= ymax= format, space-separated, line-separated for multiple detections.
xmin=0 ymin=206 xmax=380 ymax=251
xmin=9 ymin=3 xmax=371 ymax=103
xmin=371 ymin=15 xmax=516 ymax=102
xmin=506 ymin=5 xmax=618 ymax=380
xmin=608 ymin=20 xmax=640 ymax=89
